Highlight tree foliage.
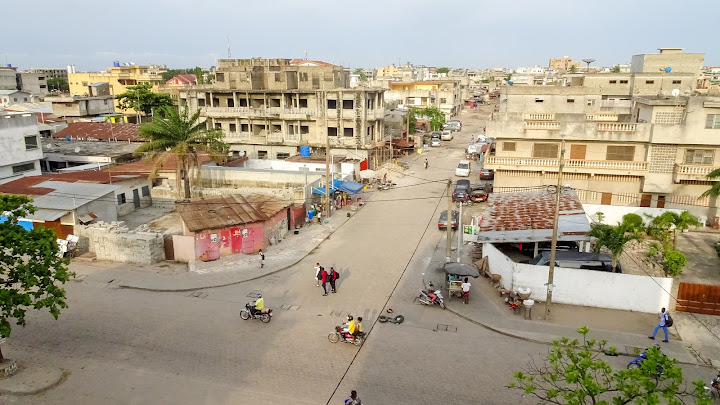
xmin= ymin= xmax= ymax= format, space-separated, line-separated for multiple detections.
xmin=509 ymin=327 xmax=711 ymax=405
xmin=115 ymin=82 xmax=174 ymax=116
xmin=411 ymin=106 xmax=445 ymax=131
xmin=135 ymin=106 xmax=228 ymax=199
xmin=701 ymin=168 xmax=720 ymax=199
xmin=587 ymin=220 xmax=639 ymax=272
xmin=436 ymin=67 xmax=450 ymax=74
xmin=612 ymin=65 xmax=621 ymax=73
xmin=47 ymin=77 xmax=69 ymax=92
xmin=568 ymin=65 xmax=578 ymax=73
xmin=352 ymin=68 xmax=368 ymax=81
xmin=647 ymin=211 xmax=699 ymax=250
xmin=621 ymin=213 xmax=644 ymax=233
xmin=0 ymin=195 xmax=73 ymax=358
xmin=664 ymin=250 xmax=687 ymax=276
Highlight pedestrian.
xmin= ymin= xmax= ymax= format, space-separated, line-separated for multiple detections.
xmin=424 ymin=158 xmax=428 ymax=169
xmin=344 ymin=390 xmax=361 ymax=405
xmin=483 ymin=126 xmax=486 ymax=134
xmin=320 ymin=267 xmax=328 ymax=296
xmin=329 ymin=267 xmax=339 ymax=293
xmin=649 ymin=307 xmax=670 ymax=342
xmin=259 ymin=249 xmax=265 ymax=268
xmin=314 ymin=262 xmax=321 ymax=287
xmin=317 ymin=210 xmax=322 ymax=224
xmin=356 ymin=317 xmax=364 ymax=338
xmin=383 ymin=172 xmax=387 ymax=184
xmin=461 ymin=277 xmax=471 ymax=304
xmin=470 ymin=135 xmax=474 ymax=144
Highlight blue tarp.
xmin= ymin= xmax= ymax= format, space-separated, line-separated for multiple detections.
xmin=312 ymin=179 xmax=343 ymax=195
xmin=312 ymin=179 xmax=364 ymax=195
xmin=0 ymin=215 xmax=34 ymax=231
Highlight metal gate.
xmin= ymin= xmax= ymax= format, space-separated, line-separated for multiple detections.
xmin=676 ymin=282 xmax=720 ymax=315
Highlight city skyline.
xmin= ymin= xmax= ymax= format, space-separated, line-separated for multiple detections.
xmin=1 ymin=0 xmax=718 ymax=71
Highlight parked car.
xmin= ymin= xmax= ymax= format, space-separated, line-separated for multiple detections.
xmin=510 ymin=241 xmax=580 ymax=253
xmin=469 ymin=190 xmax=488 ymax=203
xmin=441 ymin=130 xmax=453 ymax=141
xmin=455 ymin=160 xmax=471 ymax=177
xmin=442 ymin=121 xmax=461 ymax=132
xmin=479 ymin=169 xmax=494 ymax=180
xmin=528 ymin=251 xmax=620 ymax=272
xmin=438 ymin=210 xmax=459 ymax=230
xmin=431 ymin=137 xmax=441 ymax=147
xmin=452 ymin=180 xmax=470 ymax=203
xmin=467 ymin=144 xmax=479 ymax=154
xmin=430 ymin=131 xmax=443 ymax=139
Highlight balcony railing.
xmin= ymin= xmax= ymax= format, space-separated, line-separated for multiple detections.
xmin=524 ymin=121 xmax=560 ymax=130
xmin=267 ymin=133 xmax=284 ymax=143
xmin=485 ymin=156 xmax=649 ymax=171
xmin=226 ymin=132 xmax=250 ymax=141
xmin=596 ymin=123 xmax=636 ymax=132
xmin=586 ymin=114 xmax=619 ymax=122
xmin=674 ymin=164 xmax=720 ymax=183
xmin=523 ymin=113 xmax=555 ymax=121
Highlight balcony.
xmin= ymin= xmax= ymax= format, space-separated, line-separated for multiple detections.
xmin=267 ymin=133 xmax=284 ymax=143
xmin=279 ymin=108 xmax=316 ymax=120
xmin=204 ymin=107 xmax=282 ymax=119
xmin=523 ymin=113 xmax=555 ymax=121
xmin=586 ymin=114 xmax=619 ymax=122
xmin=674 ymin=164 xmax=720 ymax=182
xmin=599 ymin=99 xmax=632 ymax=113
xmin=226 ymin=131 xmax=250 ymax=141
xmin=596 ymin=123 xmax=636 ymax=132
xmin=524 ymin=121 xmax=560 ymax=130
xmin=485 ymin=156 xmax=649 ymax=176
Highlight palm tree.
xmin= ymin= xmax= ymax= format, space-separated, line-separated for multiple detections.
xmin=587 ymin=222 xmax=640 ymax=272
xmin=649 ymin=211 xmax=700 ymax=249
xmin=701 ymin=169 xmax=720 ymax=219
xmin=135 ymin=106 xmax=228 ymax=199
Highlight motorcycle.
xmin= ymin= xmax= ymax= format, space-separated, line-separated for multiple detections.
xmin=704 ymin=374 xmax=720 ymax=399
xmin=418 ymin=285 xmax=446 ymax=309
xmin=239 ymin=303 xmax=273 ymax=323
xmin=627 ymin=345 xmax=664 ymax=375
xmin=328 ymin=325 xmax=364 ymax=346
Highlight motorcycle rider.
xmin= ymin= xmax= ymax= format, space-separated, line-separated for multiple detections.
xmin=251 ymin=293 xmax=264 ymax=316
xmin=343 ymin=315 xmax=356 ymax=340
xmin=426 ymin=282 xmax=438 ymax=304
xmin=355 ymin=317 xmax=364 ymax=338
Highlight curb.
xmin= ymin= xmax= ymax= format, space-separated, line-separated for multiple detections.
xmin=0 ymin=368 xmax=68 ymax=396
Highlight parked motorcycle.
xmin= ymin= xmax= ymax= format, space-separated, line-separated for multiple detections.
xmin=328 ymin=325 xmax=364 ymax=346
xmin=704 ymin=374 xmax=720 ymax=399
xmin=627 ymin=345 xmax=664 ymax=375
xmin=418 ymin=284 xmax=446 ymax=309
xmin=239 ymin=303 xmax=273 ymax=323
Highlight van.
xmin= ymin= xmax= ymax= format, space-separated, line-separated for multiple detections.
xmin=441 ymin=130 xmax=453 ymax=141
xmin=455 ymin=160 xmax=471 ymax=177
xmin=528 ymin=251 xmax=620 ymax=272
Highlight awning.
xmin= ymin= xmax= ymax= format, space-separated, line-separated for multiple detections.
xmin=312 ymin=180 xmax=364 ymax=195
xmin=24 ymin=208 xmax=70 ymax=222
xmin=77 ymin=212 xmax=98 ymax=224
xmin=312 ymin=179 xmax=342 ymax=195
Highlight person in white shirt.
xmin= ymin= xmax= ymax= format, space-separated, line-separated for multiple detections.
xmin=461 ymin=278 xmax=471 ymax=304
xmin=314 ymin=263 xmax=321 ymax=287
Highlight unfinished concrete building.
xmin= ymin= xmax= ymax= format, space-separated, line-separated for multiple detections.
xmin=179 ymin=58 xmax=386 ymax=167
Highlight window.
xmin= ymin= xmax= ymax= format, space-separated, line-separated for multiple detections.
xmin=274 ymin=73 xmax=281 ymax=81
xmin=706 ymin=114 xmax=720 ymax=129
xmin=257 ymin=150 xmax=268 ymax=159
xmin=215 ymin=123 xmax=221 ymax=129
xmin=216 ymin=73 xmax=225 ymax=82
xmin=13 ymin=98 xmax=17 ymax=102
xmin=198 ymin=99 xmax=206 ymax=107
xmin=619 ymin=80 xmax=628 ymax=84
xmin=566 ymin=98 xmax=575 ymax=103
xmin=645 ymin=80 xmax=654 ymax=84
xmin=672 ymin=80 xmax=681 ymax=85
xmin=327 ymin=127 xmax=338 ymax=136
xmin=502 ymin=142 xmax=516 ymax=151
xmin=276 ymin=152 xmax=290 ymax=159
xmin=12 ymin=162 xmax=35 ymax=174
xmin=685 ymin=149 xmax=715 ymax=165
xmin=440 ymin=98 xmax=447 ymax=104
xmin=300 ymin=125 xmax=309 ymax=134
xmin=327 ymin=99 xmax=337 ymax=109
xmin=587 ymin=99 xmax=595 ymax=106
xmin=299 ymin=99 xmax=308 ymax=108
xmin=535 ymin=99 xmax=544 ymax=103
xmin=117 ymin=193 xmax=126 ymax=205
xmin=606 ymin=145 xmax=635 ymax=161
xmin=609 ymin=80 xmax=617 ymax=84
xmin=39 ymin=84 xmax=46 ymax=89
xmin=104 ymin=99 xmax=108 ymax=105
xmin=342 ymin=100 xmax=353 ymax=109
xmin=82 ymin=81 xmax=88 ymax=86
xmin=24 ymin=135 xmax=38 ymax=150
xmin=241 ymin=123 xmax=249 ymax=132
xmin=229 ymin=123 xmax=236 ymax=132
xmin=38 ymin=76 xmax=45 ymax=80
xmin=532 ymin=143 xmax=558 ymax=158
xmin=227 ymin=98 xmax=234 ymax=107
xmin=344 ymin=128 xmax=354 ymax=137
xmin=141 ymin=186 xmax=150 ymax=197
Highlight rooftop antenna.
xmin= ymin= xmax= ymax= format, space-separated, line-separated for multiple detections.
xmin=227 ymin=36 xmax=231 ymax=58
xmin=304 ymin=50 xmax=308 ymax=60
xmin=582 ymin=59 xmax=596 ymax=69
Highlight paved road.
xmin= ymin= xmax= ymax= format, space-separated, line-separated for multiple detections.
xmin=4 ymin=108 xmax=713 ymax=404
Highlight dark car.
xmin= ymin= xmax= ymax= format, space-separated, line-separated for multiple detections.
xmin=511 ymin=241 xmax=580 ymax=253
xmin=452 ymin=180 xmax=470 ymax=203
xmin=528 ymin=251 xmax=621 ymax=273
xmin=479 ymin=169 xmax=495 ymax=180
xmin=469 ymin=190 xmax=488 ymax=203
xmin=438 ymin=210 xmax=459 ymax=230
xmin=471 ymin=182 xmax=492 ymax=193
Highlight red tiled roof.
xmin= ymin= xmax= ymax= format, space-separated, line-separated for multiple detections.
xmin=177 ymin=194 xmax=291 ymax=232
xmin=53 ymin=122 xmax=142 ymax=142
xmin=106 ymin=154 xmax=215 ymax=174
xmin=0 ymin=172 xmax=144 ymax=196
xmin=166 ymin=74 xmax=197 ymax=85
xmin=36 ymin=112 xmax=66 ymax=124
xmin=288 ymin=59 xmax=335 ymax=67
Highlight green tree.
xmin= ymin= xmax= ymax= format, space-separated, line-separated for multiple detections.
xmin=135 ymin=106 xmax=228 ymax=199
xmin=436 ymin=67 xmax=450 ymax=74
xmin=701 ymin=168 xmax=720 ymax=199
xmin=509 ymin=327 xmax=711 ymax=405
xmin=0 ymin=195 xmax=73 ymax=361
xmin=352 ymin=68 xmax=368 ymax=81
xmin=412 ymin=106 xmax=445 ymax=131
xmin=612 ymin=65 xmax=621 ymax=73
xmin=621 ymin=213 xmax=645 ymax=233
xmin=47 ymin=77 xmax=69 ymax=92
xmin=568 ymin=65 xmax=578 ymax=73
xmin=115 ymin=82 xmax=174 ymax=116
xmin=649 ymin=211 xmax=699 ymax=250
xmin=587 ymin=220 xmax=640 ymax=272
xmin=665 ymin=250 xmax=687 ymax=276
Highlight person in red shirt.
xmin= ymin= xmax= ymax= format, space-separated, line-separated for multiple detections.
xmin=320 ymin=267 xmax=329 ymax=296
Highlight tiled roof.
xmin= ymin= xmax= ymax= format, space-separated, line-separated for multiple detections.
xmin=0 ymin=172 xmax=145 ymax=196
xmin=53 ymin=122 xmax=142 ymax=142
xmin=105 ymin=154 xmax=215 ymax=174
xmin=166 ymin=74 xmax=197 ymax=85
xmin=288 ymin=59 xmax=335 ymax=67
xmin=476 ymin=190 xmax=591 ymax=243
xmin=177 ymin=194 xmax=291 ymax=232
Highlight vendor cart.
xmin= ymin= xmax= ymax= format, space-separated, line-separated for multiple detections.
xmin=443 ymin=262 xmax=479 ymax=300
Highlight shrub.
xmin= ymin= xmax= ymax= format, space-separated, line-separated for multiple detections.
xmin=715 ymin=240 xmax=720 ymax=258
xmin=664 ymin=250 xmax=687 ymax=276
xmin=622 ymin=213 xmax=644 ymax=233
xmin=647 ymin=242 xmax=659 ymax=257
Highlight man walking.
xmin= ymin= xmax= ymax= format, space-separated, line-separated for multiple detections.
xmin=259 ymin=249 xmax=265 ymax=268
xmin=649 ymin=307 xmax=670 ymax=342
xmin=461 ymin=277 xmax=471 ymax=304
xmin=344 ymin=390 xmax=361 ymax=405
xmin=314 ymin=263 xmax=322 ymax=287
xmin=424 ymin=158 xmax=428 ymax=169
xmin=320 ymin=267 xmax=329 ymax=296
xmin=329 ymin=267 xmax=339 ymax=293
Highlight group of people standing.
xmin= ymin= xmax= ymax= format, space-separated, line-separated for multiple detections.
xmin=315 ymin=262 xmax=339 ymax=296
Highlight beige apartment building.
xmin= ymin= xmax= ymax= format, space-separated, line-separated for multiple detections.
xmin=383 ymin=80 xmax=463 ymax=118
xmin=487 ymin=49 xmax=720 ymax=221
xmin=179 ymin=58 xmax=385 ymax=165
xmin=549 ymin=56 xmax=582 ymax=71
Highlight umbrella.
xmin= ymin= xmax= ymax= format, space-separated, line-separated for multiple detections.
xmin=359 ymin=170 xmax=377 ymax=179
xmin=443 ymin=262 xmax=480 ymax=278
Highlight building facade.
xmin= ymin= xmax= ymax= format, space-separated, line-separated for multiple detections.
xmin=68 ymin=64 xmax=167 ymax=112
xmin=17 ymin=72 xmax=50 ymax=95
xmin=0 ymin=112 xmax=43 ymax=184
xmin=384 ymin=80 xmax=463 ymax=118
xmin=549 ymin=56 xmax=582 ymax=71
xmin=0 ymin=66 xmax=18 ymax=90
xmin=179 ymin=58 xmax=385 ymax=165
xmin=50 ymin=82 xmax=115 ymax=121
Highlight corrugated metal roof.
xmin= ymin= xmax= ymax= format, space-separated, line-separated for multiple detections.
xmin=177 ymin=194 xmax=291 ymax=232
xmin=25 ymin=208 xmax=69 ymax=222
xmin=30 ymin=181 xmax=120 ymax=210
xmin=53 ymin=122 xmax=141 ymax=142
xmin=476 ymin=190 xmax=590 ymax=243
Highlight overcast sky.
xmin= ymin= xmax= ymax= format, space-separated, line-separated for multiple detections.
xmin=2 ymin=0 xmax=717 ymax=72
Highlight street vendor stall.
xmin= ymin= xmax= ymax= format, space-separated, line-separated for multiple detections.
xmin=443 ymin=262 xmax=479 ymax=300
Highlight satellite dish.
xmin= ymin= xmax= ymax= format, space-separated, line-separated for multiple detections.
xmin=665 ymin=67 xmax=671 ymax=73
xmin=582 ymin=59 xmax=596 ymax=67
xmin=74 ymin=147 xmax=81 ymax=153
xmin=671 ymin=88 xmax=680 ymax=97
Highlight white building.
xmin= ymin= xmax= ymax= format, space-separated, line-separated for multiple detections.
xmin=0 ymin=112 xmax=43 ymax=184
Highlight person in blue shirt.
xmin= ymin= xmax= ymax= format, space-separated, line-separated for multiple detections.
xmin=649 ymin=307 xmax=670 ymax=342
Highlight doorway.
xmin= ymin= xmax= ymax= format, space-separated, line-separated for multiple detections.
xmin=570 ymin=145 xmax=587 ymax=160
xmin=640 ymin=194 xmax=652 ymax=207
xmin=133 ymin=189 xmax=140 ymax=209
xmin=657 ymin=195 xmax=666 ymax=208
xmin=600 ymin=192 xmax=612 ymax=205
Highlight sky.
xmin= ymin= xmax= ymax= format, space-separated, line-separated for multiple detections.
xmin=2 ymin=0 xmax=718 ymax=72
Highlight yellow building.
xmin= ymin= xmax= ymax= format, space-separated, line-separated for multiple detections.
xmin=68 ymin=64 xmax=167 ymax=113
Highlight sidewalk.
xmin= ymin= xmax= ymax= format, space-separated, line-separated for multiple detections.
xmin=428 ymin=240 xmax=705 ymax=366
xmin=72 ymin=205 xmax=357 ymax=292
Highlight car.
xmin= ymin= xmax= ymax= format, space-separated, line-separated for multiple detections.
xmin=440 ymin=130 xmax=453 ymax=141
xmin=438 ymin=210 xmax=459 ymax=230
xmin=471 ymin=182 xmax=492 ymax=193
xmin=455 ymin=160 xmax=471 ymax=177
xmin=452 ymin=180 xmax=470 ymax=202
xmin=469 ymin=190 xmax=488 ymax=202
xmin=479 ymin=168 xmax=494 ymax=180
xmin=528 ymin=251 xmax=621 ymax=273
xmin=510 ymin=241 xmax=580 ymax=254
xmin=442 ymin=121 xmax=461 ymax=132
xmin=467 ymin=144 xmax=478 ymax=154
xmin=431 ymin=137 xmax=441 ymax=147
xmin=430 ymin=131 xmax=443 ymax=139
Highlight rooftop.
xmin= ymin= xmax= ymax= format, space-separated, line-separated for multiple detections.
xmin=476 ymin=190 xmax=591 ymax=244
xmin=42 ymin=140 xmax=139 ymax=157
xmin=166 ymin=74 xmax=197 ymax=85
xmin=106 ymin=154 xmax=214 ymax=174
xmin=177 ymin=194 xmax=291 ymax=232
xmin=0 ymin=172 xmax=145 ymax=196
xmin=53 ymin=122 xmax=141 ymax=142
xmin=288 ymin=59 xmax=335 ymax=67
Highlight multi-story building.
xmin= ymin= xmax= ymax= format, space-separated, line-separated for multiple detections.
xmin=384 ymin=80 xmax=463 ymax=118
xmin=549 ymin=56 xmax=583 ymax=71
xmin=0 ymin=90 xmax=32 ymax=107
xmin=49 ymin=82 xmax=115 ymax=122
xmin=179 ymin=58 xmax=385 ymax=165
xmin=68 ymin=64 xmax=167 ymax=112
xmin=0 ymin=66 xmax=18 ymax=90
xmin=0 ymin=112 xmax=43 ymax=184
xmin=486 ymin=48 xmax=720 ymax=221
xmin=24 ymin=68 xmax=69 ymax=79
xmin=17 ymin=72 xmax=50 ymax=95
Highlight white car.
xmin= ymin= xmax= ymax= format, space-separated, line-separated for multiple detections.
xmin=431 ymin=137 xmax=441 ymax=147
xmin=455 ymin=160 xmax=471 ymax=177
xmin=441 ymin=130 xmax=453 ymax=141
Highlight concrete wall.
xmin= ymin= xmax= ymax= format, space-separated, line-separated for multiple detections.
xmin=483 ymin=243 xmax=673 ymax=313
xmin=0 ymin=68 xmax=16 ymax=90
xmin=582 ymin=203 xmax=684 ymax=225
xmin=77 ymin=221 xmax=165 ymax=264
xmin=115 ymin=179 xmax=152 ymax=216
xmin=76 ymin=192 xmax=119 ymax=223
xmin=18 ymin=72 xmax=49 ymax=95
xmin=0 ymin=113 xmax=44 ymax=182
xmin=172 ymin=235 xmax=195 ymax=262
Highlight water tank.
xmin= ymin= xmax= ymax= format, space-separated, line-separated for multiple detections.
xmin=6 ymin=64 xmax=11 ymax=68
xmin=300 ymin=146 xmax=311 ymax=157
xmin=113 ymin=61 xmax=120 ymax=67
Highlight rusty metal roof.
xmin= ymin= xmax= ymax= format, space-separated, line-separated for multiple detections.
xmin=53 ymin=122 xmax=141 ymax=142
xmin=476 ymin=189 xmax=591 ymax=243
xmin=176 ymin=194 xmax=291 ymax=232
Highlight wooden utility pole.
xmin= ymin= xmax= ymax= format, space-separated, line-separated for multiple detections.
xmin=325 ymin=135 xmax=331 ymax=219
xmin=406 ymin=108 xmax=410 ymax=140
xmin=445 ymin=179 xmax=453 ymax=262
xmin=544 ymin=139 xmax=565 ymax=320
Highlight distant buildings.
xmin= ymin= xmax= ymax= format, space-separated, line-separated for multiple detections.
xmin=0 ymin=90 xmax=32 ymax=107
xmin=0 ymin=67 xmax=17 ymax=90
xmin=384 ymin=80 xmax=463 ymax=118
xmin=0 ymin=112 xmax=43 ymax=184
xmin=48 ymin=82 xmax=115 ymax=122
xmin=549 ymin=56 xmax=583 ymax=71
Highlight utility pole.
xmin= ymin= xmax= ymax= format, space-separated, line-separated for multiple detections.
xmin=544 ymin=139 xmax=566 ymax=321
xmin=457 ymin=199 xmax=463 ymax=262
xmin=325 ymin=134 xmax=331 ymax=219
xmin=406 ymin=108 xmax=410 ymax=140
xmin=445 ymin=179 xmax=453 ymax=262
